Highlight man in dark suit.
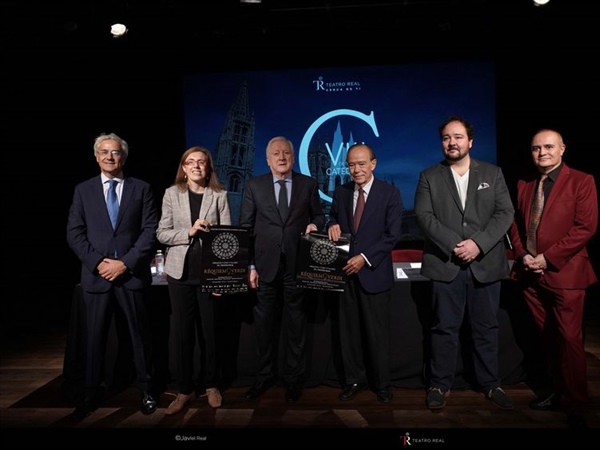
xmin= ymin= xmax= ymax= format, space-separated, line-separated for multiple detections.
xmin=66 ymin=132 xmax=159 ymax=421
xmin=240 ymin=136 xmax=325 ymax=403
xmin=509 ymin=129 xmax=598 ymax=426
xmin=327 ymin=143 xmax=403 ymax=403
xmin=414 ymin=116 xmax=515 ymax=410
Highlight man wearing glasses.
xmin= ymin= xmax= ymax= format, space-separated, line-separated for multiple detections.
xmin=66 ymin=132 xmax=159 ymax=421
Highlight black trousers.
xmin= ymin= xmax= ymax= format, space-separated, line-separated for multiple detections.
xmin=338 ymin=276 xmax=392 ymax=390
xmin=253 ymin=255 xmax=306 ymax=385
xmin=429 ymin=267 xmax=501 ymax=392
xmin=81 ymin=286 xmax=152 ymax=394
xmin=167 ymin=282 xmax=219 ymax=394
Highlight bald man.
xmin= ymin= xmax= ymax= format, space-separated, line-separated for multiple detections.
xmin=509 ymin=128 xmax=598 ymax=425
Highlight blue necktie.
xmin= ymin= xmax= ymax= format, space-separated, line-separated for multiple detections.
xmin=107 ymin=179 xmax=119 ymax=229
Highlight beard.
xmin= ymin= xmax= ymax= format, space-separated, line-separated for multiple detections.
xmin=445 ymin=148 xmax=468 ymax=162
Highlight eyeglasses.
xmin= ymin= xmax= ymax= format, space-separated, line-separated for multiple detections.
xmin=97 ymin=150 xmax=124 ymax=157
xmin=184 ymin=159 xmax=207 ymax=167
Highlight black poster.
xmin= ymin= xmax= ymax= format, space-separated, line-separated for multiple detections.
xmin=200 ymin=225 xmax=249 ymax=293
xmin=296 ymin=232 xmax=349 ymax=292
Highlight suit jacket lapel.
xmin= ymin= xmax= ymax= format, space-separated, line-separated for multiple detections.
xmin=288 ymin=172 xmax=298 ymax=217
xmin=178 ymin=188 xmax=193 ymax=223
xmin=442 ymin=164 xmax=463 ymax=212
xmin=198 ymin=188 xmax=214 ymax=220
xmin=544 ymin=164 xmax=569 ymax=212
xmin=264 ymin=175 xmax=281 ymax=223
xmin=97 ymin=176 xmax=113 ymax=228
xmin=362 ymin=179 xmax=379 ymax=224
xmin=344 ymin=183 xmax=356 ymax=232
xmin=464 ymin=161 xmax=480 ymax=213
xmin=114 ymin=177 xmax=133 ymax=229
xmin=522 ymin=179 xmax=536 ymax=230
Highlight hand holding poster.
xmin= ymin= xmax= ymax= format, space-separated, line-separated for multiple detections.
xmin=200 ymin=225 xmax=249 ymax=293
xmin=296 ymin=232 xmax=349 ymax=292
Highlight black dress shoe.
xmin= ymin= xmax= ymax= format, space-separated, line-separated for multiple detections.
xmin=141 ymin=392 xmax=158 ymax=415
xmin=339 ymin=382 xmax=367 ymax=401
xmin=70 ymin=399 xmax=97 ymax=423
xmin=529 ymin=393 xmax=561 ymax=410
xmin=244 ymin=379 xmax=274 ymax=400
xmin=376 ymin=388 xmax=393 ymax=404
xmin=285 ymin=383 xmax=301 ymax=403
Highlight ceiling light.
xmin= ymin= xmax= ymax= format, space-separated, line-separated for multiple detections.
xmin=533 ymin=0 xmax=550 ymax=6
xmin=110 ymin=23 xmax=128 ymax=38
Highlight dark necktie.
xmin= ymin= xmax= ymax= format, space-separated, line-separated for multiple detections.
xmin=277 ymin=179 xmax=289 ymax=221
xmin=526 ymin=174 xmax=548 ymax=255
xmin=353 ymin=187 xmax=365 ymax=232
xmin=107 ymin=179 xmax=119 ymax=229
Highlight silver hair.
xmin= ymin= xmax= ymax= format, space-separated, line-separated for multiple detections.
xmin=265 ymin=136 xmax=294 ymax=157
xmin=93 ymin=132 xmax=129 ymax=157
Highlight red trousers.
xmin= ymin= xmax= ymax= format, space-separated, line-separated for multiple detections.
xmin=522 ymin=282 xmax=589 ymax=405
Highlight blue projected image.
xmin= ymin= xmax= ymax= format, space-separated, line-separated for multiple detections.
xmin=184 ymin=60 xmax=496 ymax=239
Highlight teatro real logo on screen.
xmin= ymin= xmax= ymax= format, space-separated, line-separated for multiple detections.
xmin=313 ymin=75 xmax=362 ymax=92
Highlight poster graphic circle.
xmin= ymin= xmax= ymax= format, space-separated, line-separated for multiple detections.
xmin=212 ymin=232 xmax=239 ymax=260
xmin=310 ymin=239 xmax=338 ymax=265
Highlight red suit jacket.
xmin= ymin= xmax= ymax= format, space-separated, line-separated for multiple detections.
xmin=509 ymin=163 xmax=598 ymax=288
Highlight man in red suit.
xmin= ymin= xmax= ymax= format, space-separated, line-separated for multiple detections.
xmin=509 ymin=128 xmax=598 ymax=426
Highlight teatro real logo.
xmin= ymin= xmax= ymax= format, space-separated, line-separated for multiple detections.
xmin=313 ymin=75 xmax=362 ymax=92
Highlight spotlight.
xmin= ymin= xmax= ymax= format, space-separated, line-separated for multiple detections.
xmin=110 ymin=23 xmax=128 ymax=38
xmin=533 ymin=0 xmax=550 ymax=6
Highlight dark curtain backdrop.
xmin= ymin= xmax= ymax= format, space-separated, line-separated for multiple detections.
xmin=2 ymin=1 xmax=598 ymax=334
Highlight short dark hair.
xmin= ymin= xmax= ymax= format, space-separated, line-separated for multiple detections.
xmin=438 ymin=116 xmax=474 ymax=140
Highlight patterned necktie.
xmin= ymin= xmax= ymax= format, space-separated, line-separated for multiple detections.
xmin=353 ymin=187 xmax=365 ymax=232
xmin=526 ymin=174 xmax=548 ymax=255
xmin=107 ymin=179 xmax=119 ymax=229
xmin=277 ymin=179 xmax=289 ymax=221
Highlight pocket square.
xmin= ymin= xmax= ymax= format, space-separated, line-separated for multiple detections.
xmin=477 ymin=182 xmax=490 ymax=190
